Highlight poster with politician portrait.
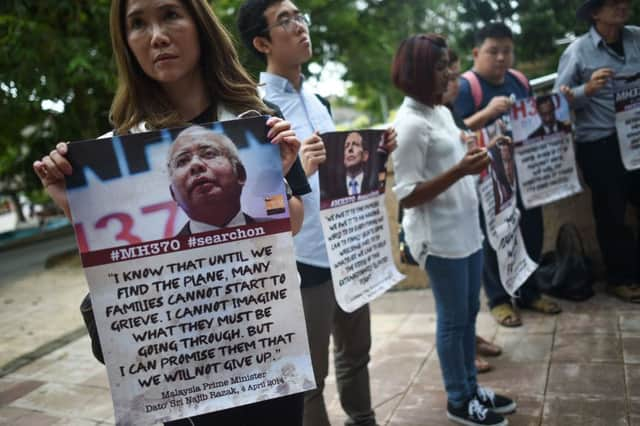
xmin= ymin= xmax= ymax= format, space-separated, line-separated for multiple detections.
xmin=614 ymin=73 xmax=640 ymax=171
xmin=487 ymin=139 xmax=517 ymax=216
xmin=316 ymin=129 xmax=404 ymax=313
xmin=65 ymin=116 xmax=314 ymax=425
xmin=510 ymin=92 xmax=572 ymax=143
xmin=476 ymin=122 xmax=537 ymax=296
xmin=318 ymin=130 xmax=388 ymax=209
xmin=509 ymin=93 xmax=581 ymax=209
xmin=475 ymin=120 xmax=516 ymax=216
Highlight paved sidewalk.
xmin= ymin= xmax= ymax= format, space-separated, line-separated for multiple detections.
xmin=0 ymin=264 xmax=639 ymax=425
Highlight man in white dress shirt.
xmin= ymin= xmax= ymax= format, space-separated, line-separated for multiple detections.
xmin=237 ymin=2 xmax=396 ymax=424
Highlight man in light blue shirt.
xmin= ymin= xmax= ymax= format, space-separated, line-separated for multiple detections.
xmin=238 ymin=1 xmax=396 ymax=425
xmin=555 ymin=0 xmax=640 ymax=303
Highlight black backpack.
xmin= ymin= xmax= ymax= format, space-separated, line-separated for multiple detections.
xmin=536 ymin=223 xmax=594 ymax=301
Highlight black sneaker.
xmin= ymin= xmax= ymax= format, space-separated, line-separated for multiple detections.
xmin=447 ymin=398 xmax=508 ymax=426
xmin=476 ymin=386 xmax=516 ymax=414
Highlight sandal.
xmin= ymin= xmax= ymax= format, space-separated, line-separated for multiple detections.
xmin=490 ymin=303 xmax=522 ymax=327
xmin=607 ymin=284 xmax=640 ymax=303
xmin=475 ymin=357 xmax=492 ymax=374
xmin=476 ymin=335 xmax=502 ymax=357
xmin=525 ymin=297 xmax=562 ymax=314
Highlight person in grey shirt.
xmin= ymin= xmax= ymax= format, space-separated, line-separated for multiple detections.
xmin=554 ymin=0 xmax=640 ymax=303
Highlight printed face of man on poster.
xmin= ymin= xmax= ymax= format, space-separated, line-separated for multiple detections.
xmin=529 ymin=95 xmax=572 ymax=138
xmin=343 ymin=132 xmax=370 ymax=196
xmin=489 ymin=141 xmax=516 ymax=213
xmin=167 ymin=125 xmax=250 ymax=234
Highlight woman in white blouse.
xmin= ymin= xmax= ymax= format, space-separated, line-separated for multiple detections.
xmin=391 ymin=34 xmax=515 ymax=426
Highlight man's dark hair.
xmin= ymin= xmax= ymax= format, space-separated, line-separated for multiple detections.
xmin=579 ymin=0 xmax=606 ymax=23
xmin=237 ymin=0 xmax=283 ymax=63
xmin=474 ymin=22 xmax=513 ymax=46
xmin=536 ymin=94 xmax=554 ymax=108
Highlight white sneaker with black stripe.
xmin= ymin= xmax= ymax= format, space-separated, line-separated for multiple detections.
xmin=475 ymin=386 xmax=517 ymax=414
xmin=446 ymin=398 xmax=508 ymax=426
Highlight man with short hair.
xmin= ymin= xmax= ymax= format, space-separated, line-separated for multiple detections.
xmin=555 ymin=0 xmax=640 ymax=302
xmin=455 ymin=23 xmax=528 ymax=131
xmin=528 ymin=95 xmax=572 ymax=139
xmin=238 ymin=2 xmax=396 ymax=424
xmin=168 ymin=125 xmax=251 ymax=234
xmin=454 ymin=22 xmax=562 ymax=328
xmin=342 ymin=131 xmax=371 ymax=196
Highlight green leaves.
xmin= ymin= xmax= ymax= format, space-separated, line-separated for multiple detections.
xmin=0 ymin=1 xmax=113 ymax=197
xmin=2 ymin=0 xmax=640 ymax=201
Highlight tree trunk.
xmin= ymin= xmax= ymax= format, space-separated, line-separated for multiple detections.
xmin=8 ymin=191 xmax=26 ymax=222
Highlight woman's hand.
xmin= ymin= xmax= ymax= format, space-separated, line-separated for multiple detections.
xmin=456 ymin=147 xmax=491 ymax=176
xmin=267 ymin=117 xmax=300 ymax=176
xmin=300 ymin=131 xmax=326 ymax=176
xmin=32 ymin=142 xmax=73 ymax=219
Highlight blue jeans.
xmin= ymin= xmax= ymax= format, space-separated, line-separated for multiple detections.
xmin=425 ymin=249 xmax=483 ymax=407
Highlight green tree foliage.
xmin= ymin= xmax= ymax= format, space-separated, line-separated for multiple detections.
xmin=0 ymin=0 xmax=114 ymax=205
xmin=2 ymin=0 xmax=640 ymax=203
xmin=219 ymin=0 xmax=438 ymax=120
xmin=454 ymin=0 xmax=640 ymax=76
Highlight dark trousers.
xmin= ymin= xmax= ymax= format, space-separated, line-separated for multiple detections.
xmin=164 ymin=393 xmax=304 ymax=426
xmin=575 ymin=133 xmax=640 ymax=286
xmin=300 ymin=281 xmax=375 ymax=426
xmin=480 ymin=194 xmax=544 ymax=309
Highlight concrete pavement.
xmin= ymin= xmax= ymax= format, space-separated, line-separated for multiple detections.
xmin=0 ymin=261 xmax=639 ymax=425
xmin=0 ymin=229 xmax=77 ymax=286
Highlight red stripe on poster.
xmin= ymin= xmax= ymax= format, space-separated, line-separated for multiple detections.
xmin=80 ymin=219 xmax=291 ymax=267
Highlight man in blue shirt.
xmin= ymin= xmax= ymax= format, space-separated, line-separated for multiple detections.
xmin=454 ymin=22 xmax=562 ymax=327
xmin=555 ymin=0 xmax=640 ymax=303
xmin=237 ymin=2 xmax=396 ymax=425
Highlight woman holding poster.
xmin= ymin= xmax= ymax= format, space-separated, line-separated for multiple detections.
xmin=32 ymin=0 xmax=309 ymax=425
xmin=391 ymin=34 xmax=515 ymax=426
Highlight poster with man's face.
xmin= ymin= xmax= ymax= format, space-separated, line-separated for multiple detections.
xmin=65 ymin=116 xmax=314 ymax=425
xmin=67 ymin=117 xmax=290 ymax=253
xmin=317 ymin=130 xmax=388 ymax=210
xmin=476 ymin=121 xmax=516 ymax=215
xmin=510 ymin=93 xmax=571 ymax=143
xmin=476 ymin=121 xmax=537 ymax=297
xmin=508 ymin=93 xmax=582 ymax=209
xmin=315 ymin=129 xmax=404 ymax=313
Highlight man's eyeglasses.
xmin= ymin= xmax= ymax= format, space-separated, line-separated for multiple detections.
xmin=264 ymin=13 xmax=310 ymax=34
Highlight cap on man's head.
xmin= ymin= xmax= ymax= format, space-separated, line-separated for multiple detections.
xmin=577 ymin=0 xmax=605 ymax=22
